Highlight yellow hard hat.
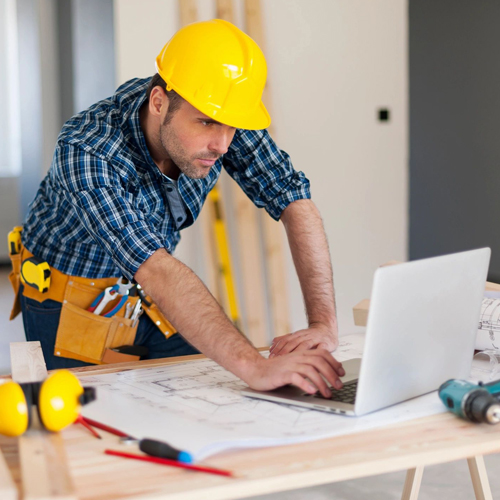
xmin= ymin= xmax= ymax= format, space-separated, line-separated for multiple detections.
xmin=155 ymin=19 xmax=271 ymax=130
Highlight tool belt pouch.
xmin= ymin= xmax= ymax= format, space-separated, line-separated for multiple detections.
xmin=54 ymin=280 xmax=140 ymax=365
xmin=8 ymin=253 xmax=22 ymax=320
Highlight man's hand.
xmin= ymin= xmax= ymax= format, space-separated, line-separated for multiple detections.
xmin=269 ymin=323 xmax=339 ymax=358
xmin=246 ymin=349 xmax=345 ymax=398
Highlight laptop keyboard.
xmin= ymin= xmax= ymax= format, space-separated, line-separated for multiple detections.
xmin=309 ymin=380 xmax=358 ymax=404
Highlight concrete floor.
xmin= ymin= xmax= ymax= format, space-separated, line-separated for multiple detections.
xmin=1 ymin=267 xmax=499 ymax=499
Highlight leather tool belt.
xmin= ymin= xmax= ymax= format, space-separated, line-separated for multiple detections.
xmin=9 ymin=243 xmax=177 ymax=365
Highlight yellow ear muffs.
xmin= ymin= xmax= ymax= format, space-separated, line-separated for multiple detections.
xmin=38 ymin=370 xmax=86 ymax=432
xmin=0 ymin=370 xmax=95 ymax=436
xmin=0 ymin=380 xmax=29 ymax=437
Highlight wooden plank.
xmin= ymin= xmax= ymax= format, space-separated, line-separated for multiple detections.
xmin=244 ymin=0 xmax=290 ymax=338
xmin=10 ymin=342 xmax=76 ymax=500
xmin=401 ymin=467 xmax=424 ymax=500
xmin=215 ymin=0 xmax=234 ymax=20
xmin=10 ymin=341 xmax=47 ymax=382
xmin=178 ymin=0 xmax=197 ymax=26
xmin=19 ymin=433 xmax=75 ymax=500
xmin=353 ymin=298 xmax=370 ymax=327
xmin=176 ymin=0 xmax=222 ymax=303
xmin=0 ymin=446 xmax=17 ymax=500
xmin=467 ymin=456 xmax=493 ymax=500
xmin=215 ymin=0 xmax=269 ymax=345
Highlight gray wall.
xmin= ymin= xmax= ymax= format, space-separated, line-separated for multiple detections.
xmin=410 ymin=0 xmax=500 ymax=281
xmin=14 ymin=0 xmax=116 ymax=220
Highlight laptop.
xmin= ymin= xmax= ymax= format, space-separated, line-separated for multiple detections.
xmin=242 ymin=248 xmax=491 ymax=416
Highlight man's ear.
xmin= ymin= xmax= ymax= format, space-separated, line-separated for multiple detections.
xmin=149 ymin=86 xmax=167 ymax=117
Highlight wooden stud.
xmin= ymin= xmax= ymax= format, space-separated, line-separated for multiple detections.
xmin=467 ymin=456 xmax=493 ymax=500
xmin=178 ymin=0 xmax=197 ymax=26
xmin=215 ymin=0 xmax=269 ymax=345
xmin=176 ymin=0 xmax=221 ymax=301
xmin=244 ymin=0 xmax=290 ymax=337
xmin=19 ymin=432 xmax=75 ymax=500
xmin=0 ymin=447 xmax=17 ymax=500
xmin=10 ymin=341 xmax=76 ymax=500
xmin=401 ymin=466 xmax=424 ymax=500
xmin=10 ymin=341 xmax=48 ymax=383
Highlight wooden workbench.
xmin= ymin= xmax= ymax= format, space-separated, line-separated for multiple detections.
xmin=1 ymin=354 xmax=500 ymax=500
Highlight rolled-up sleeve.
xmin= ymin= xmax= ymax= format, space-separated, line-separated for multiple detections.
xmin=54 ymin=143 xmax=167 ymax=280
xmin=222 ymin=129 xmax=311 ymax=221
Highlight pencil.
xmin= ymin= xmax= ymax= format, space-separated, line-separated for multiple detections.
xmin=104 ymin=449 xmax=234 ymax=477
xmin=76 ymin=415 xmax=102 ymax=439
xmin=81 ymin=416 xmax=132 ymax=438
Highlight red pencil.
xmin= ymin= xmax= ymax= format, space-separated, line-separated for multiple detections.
xmin=76 ymin=414 xmax=102 ymax=439
xmin=104 ymin=449 xmax=234 ymax=477
xmin=81 ymin=416 xmax=131 ymax=438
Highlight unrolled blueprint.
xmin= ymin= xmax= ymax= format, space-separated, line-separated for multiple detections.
xmin=477 ymin=293 xmax=500 ymax=351
xmin=80 ymin=333 xmax=447 ymax=460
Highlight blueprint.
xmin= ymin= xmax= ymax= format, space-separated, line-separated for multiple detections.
xmin=477 ymin=293 xmax=500 ymax=351
xmin=80 ymin=333 xmax=446 ymax=460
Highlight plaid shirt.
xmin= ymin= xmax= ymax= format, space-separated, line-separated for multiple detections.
xmin=22 ymin=78 xmax=311 ymax=281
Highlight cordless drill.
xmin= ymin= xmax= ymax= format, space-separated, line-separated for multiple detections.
xmin=439 ymin=379 xmax=500 ymax=424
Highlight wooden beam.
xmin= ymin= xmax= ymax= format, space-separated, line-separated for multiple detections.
xmin=467 ymin=456 xmax=493 ymax=500
xmin=0 ymin=447 xmax=17 ymax=500
xmin=401 ymin=466 xmax=424 ymax=500
xmin=10 ymin=342 xmax=76 ymax=500
xmin=10 ymin=342 xmax=47 ymax=383
xmin=178 ymin=0 xmax=197 ymax=26
xmin=244 ymin=0 xmax=290 ymax=337
xmin=176 ymin=0 xmax=220 ymax=301
xmin=216 ymin=0 xmax=269 ymax=345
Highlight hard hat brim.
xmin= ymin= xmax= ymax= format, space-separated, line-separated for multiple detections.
xmin=204 ymin=99 xmax=271 ymax=131
xmin=162 ymin=77 xmax=271 ymax=130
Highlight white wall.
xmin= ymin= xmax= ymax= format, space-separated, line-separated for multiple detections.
xmin=114 ymin=0 xmax=409 ymax=337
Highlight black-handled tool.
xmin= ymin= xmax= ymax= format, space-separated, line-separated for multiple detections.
xmin=139 ymin=438 xmax=193 ymax=463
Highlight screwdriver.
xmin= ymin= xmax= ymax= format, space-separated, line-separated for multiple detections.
xmin=140 ymin=438 xmax=193 ymax=463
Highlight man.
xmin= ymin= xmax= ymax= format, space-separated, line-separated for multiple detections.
xmin=16 ymin=19 xmax=343 ymax=398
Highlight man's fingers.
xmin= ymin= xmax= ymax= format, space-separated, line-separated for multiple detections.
xmin=270 ymin=335 xmax=296 ymax=357
xmin=289 ymin=372 xmax=316 ymax=394
xmin=271 ymin=334 xmax=310 ymax=357
xmin=269 ymin=334 xmax=291 ymax=355
xmin=302 ymin=354 xmax=343 ymax=389
xmin=297 ymin=364 xmax=332 ymax=398
xmin=306 ymin=348 xmax=345 ymax=376
xmin=292 ymin=340 xmax=318 ymax=353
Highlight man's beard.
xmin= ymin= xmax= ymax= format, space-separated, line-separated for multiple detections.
xmin=159 ymin=122 xmax=220 ymax=179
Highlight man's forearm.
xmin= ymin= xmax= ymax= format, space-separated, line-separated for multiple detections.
xmin=134 ymin=249 xmax=262 ymax=382
xmin=281 ymin=199 xmax=337 ymax=330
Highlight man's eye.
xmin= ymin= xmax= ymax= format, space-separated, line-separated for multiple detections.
xmin=201 ymin=121 xmax=211 ymax=126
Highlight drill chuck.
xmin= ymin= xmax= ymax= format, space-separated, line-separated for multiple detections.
xmin=464 ymin=390 xmax=500 ymax=424
xmin=485 ymin=405 xmax=500 ymax=425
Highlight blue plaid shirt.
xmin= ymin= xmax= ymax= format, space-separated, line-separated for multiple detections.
xmin=22 ymin=78 xmax=311 ymax=281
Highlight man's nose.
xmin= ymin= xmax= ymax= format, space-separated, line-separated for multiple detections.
xmin=208 ymin=128 xmax=235 ymax=155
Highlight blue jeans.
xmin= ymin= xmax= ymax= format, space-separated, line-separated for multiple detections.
xmin=20 ymin=292 xmax=199 ymax=370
